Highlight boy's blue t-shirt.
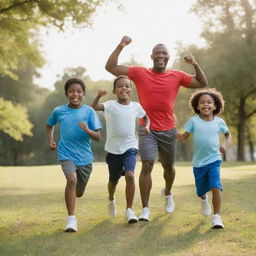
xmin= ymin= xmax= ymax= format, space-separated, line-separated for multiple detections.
xmin=47 ymin=104 xmax=102 ymax=166
xmin=184 ymin=116 xmax=229 ymax=168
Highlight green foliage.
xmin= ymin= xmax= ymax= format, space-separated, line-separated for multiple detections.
xmin=0 ymin=0 xmax=107 ymax=78
xmin=0 ymin=97 xmax=32 ymax=141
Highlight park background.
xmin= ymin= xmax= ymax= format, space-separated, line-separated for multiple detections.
xmin=0 ymin=1 xmax=256 ymax=256
xmin=0 ymin=0 xmax=255 ymax=166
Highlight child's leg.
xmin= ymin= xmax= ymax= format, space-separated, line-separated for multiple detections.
xmin=211 ymin=188 xmax=222 ymax=214
xmin=76 ymin=164 xmax=92 ymax=198
xmin=65 ymin=172 xmax=77 ymax=215
xmin=208 ymin=160 xmax=222 ymax=214
xmin=125 ymin=171 xmax=135 ymax=209
xmin=108 ymin=180 xmax=118 ymax=201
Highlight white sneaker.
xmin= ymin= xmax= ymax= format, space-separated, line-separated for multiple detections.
xmin=64 ymin=215 xmax=78 ymax=232
xmin=138 ymin=207 xmax=151 ymax=221
xmin=201 ymin=197 xmax=211 ymax=216
xmin=212 ymin=214 xmax=224 ymax=229
xmin=126 ymin=208 xmax=138 ymax=224
xmin=161 ymin=189 xmax=175 ymax=213
xmin=108 ymin=198 xmax=117 ymax=216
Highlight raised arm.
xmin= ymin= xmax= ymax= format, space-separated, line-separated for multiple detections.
xmin=105 ymin=35 xmax=132 ymax=76
xmin=46 ymin=124 xmax=57 ymax=151
xmin=91 ymin=89 xmax=107 ymax=111
xmin=184 ymin=55 xmax=208 ymax=89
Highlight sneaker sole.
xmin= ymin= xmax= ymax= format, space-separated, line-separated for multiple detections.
xmin=212 ymin=225 xmax=224 ymax=229
xmin=138 ymin=218 xmax=149 ymax=221
xmin=128 ymin=218 xmax=138 ymax=224
xmin=64 ymin=228 xmax=77 ymax=232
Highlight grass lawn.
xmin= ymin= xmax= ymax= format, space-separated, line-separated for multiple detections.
xmin=0 ymin=162 xmax=255 ymax=256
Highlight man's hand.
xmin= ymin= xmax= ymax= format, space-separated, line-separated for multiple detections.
xmin=49 ymin=140 xmax=57 ymax=151
xmin=184 ymin=54 xmax=198 ymax=65
xmin=98 ymin=88 xmax=108 ymax=97
xmin=120 ymin=35 xmax=132 ymax=47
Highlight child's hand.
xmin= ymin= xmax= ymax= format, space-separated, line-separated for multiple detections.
xmin=120 ymin=35 xmax=132 ymax=47
xmin=219 ymin=145 xmax=226 ymax=155
xmin=79 ymin=122 xmax=89 ymax=133
xmin=176 ymin=132 xmax=185 ymax=142
xmin=49 ymin=140 xmax=57 ymax=151
xmin=184 ymin=54 xmax=197 ymax=65
xmin=98 ymin=89 xmax=107 ymax=97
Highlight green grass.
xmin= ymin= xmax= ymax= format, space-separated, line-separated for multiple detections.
xmin=0 ymin=162 xmax=255 ymax=256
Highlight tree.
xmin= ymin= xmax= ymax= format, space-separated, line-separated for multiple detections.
xmin=190 ymin=0 xmax=256 ymax=160
xmin=0 ymin=0 xmax=110 ymax=143
xmin=0 ymin=0 xmax=107 ymax=78
xmin=0 ymin=97 xmax=32 ymax=141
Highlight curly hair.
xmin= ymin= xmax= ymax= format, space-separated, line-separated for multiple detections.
xmin=189 ymin=88 xmax=225 ymax=115
xmin=64 ymin=78 xmax=86 ymax=95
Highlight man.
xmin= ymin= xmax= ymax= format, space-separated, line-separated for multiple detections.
xmin=105 ymin=35 xmax=208 ymax=221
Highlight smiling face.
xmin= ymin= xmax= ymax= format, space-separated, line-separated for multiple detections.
xmin=151 ymin=44 xmax=170 ymax=73
xmin=113 ymin=77 xmax=132 ymax=104
xmin=197 ymin=94 xmax=216 ymax=119
xmin=66 ymin=83 xmax=85 ymax=108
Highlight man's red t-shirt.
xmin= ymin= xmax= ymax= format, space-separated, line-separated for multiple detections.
xmin=127 ymin=67 xmax=193 ymax=131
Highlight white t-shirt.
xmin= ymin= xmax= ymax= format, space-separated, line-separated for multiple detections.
xmin=102 ymin=100 xmax=146 ymax=154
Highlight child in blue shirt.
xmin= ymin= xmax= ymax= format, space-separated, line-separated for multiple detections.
xmin=46 ymin=78 xmax=102 ymax=232
xmin=176 ymin=88 xmax=231 ymax=229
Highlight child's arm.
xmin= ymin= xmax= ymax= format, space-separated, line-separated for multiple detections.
xmin=220 ymin=131 xmax=231 ymax=155
xmin=142 ymin=114 xmax=150 ymax=134
xmin=46 ymin=124 xmax=57 ymax=151
xmin=176 ymin=131 xmax=190 ymax=143
xmin=91 ymin=89 xmax=107 ymax=111
xmin=79 ymin=122 xmax=101 ymax=142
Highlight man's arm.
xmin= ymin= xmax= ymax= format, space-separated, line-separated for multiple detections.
xmin=91 ymin=89 xmax=107 ymax=111
xmin=184 ymin=55 xmax=208 ymax=88
xmin=105 ymin=36 xmax=132 ymax=76
xmin=46 ymin=124 xmax=57 ymax=151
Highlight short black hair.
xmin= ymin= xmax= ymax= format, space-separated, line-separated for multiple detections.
xmin=113 ymin=75 xmax=132 ymax=89
xmin=189 ymin=88 xmax=225 ymax=115
xmin=64 ymin=78 xmax=86 ymax=95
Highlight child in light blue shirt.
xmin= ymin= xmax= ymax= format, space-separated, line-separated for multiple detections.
xmin=176 ymin=88 xmax=231 ymax=229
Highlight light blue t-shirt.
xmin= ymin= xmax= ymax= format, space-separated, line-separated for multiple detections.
xmin=47 ymin=104 xmax=102 ymax=166
xmin=184 ymin=116 xmax=229 ymax=168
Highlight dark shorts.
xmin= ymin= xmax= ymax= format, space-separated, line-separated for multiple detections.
xmin=106 ymin=148 xmax=138 ymax=183
xmin=59 ymin=160 xmax=92 ymax=196
xmin=193 ymin=160 xmax=222 ymax=197
xmin=138 ymin=125 xmax=176 ymax=165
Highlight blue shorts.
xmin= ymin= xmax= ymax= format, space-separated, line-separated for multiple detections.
xmin=193 ymin=160 xmax=222 ymax=197
xmin=106 ymin=148 xmax=138 ymax=182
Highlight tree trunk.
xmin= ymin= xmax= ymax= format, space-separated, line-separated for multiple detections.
xmin=237 ymin=97 xmax=246 ymax=161
xmin=247 ymin=125 xmax=255 ymax=161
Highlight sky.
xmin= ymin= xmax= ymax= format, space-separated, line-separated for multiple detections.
xmin=35 ymin=0 xmax=204 ymax=90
